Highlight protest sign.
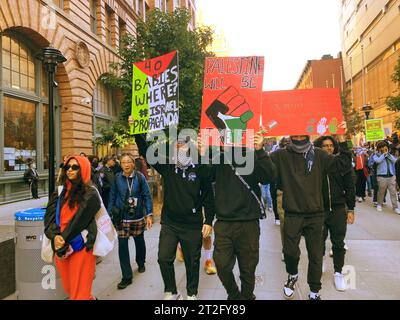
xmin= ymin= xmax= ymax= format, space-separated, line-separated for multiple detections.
xmin=131 ymin=51 xmax=179 ymax=134
xmin=365 ymin=119 xmax=385 ymax=141
xmin=200 ymin=56 xmax=264 ymax=146
xmin=262 ymin=88 xmax=345 ymax=136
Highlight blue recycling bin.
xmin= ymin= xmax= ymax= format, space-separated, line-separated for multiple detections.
xmin=15 ymin=208 xmax=66 ymax=300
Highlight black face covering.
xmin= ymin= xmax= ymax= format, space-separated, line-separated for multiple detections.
xmin=287 ymin=136 xmax=315 ymax=175
xmin=291 ymin=136 xmax=310 ymax=146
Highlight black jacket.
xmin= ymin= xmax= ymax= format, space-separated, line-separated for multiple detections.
xmin=211 ymin=148 xmax=277 ymax=222
xmin=24 ymin=168 xmax=39 ymax=184
xmin=323 ymin=165 xmax=356 ymax=211
xmin=135 ymin=135 xmax=215 ymax=228
xmin=100 ymin=166 xmax=116 ymax=196
xmin=271 ymin=142 xmax=352 ymax=215
xmin=44 ymin=186 xmax=100 ymax=252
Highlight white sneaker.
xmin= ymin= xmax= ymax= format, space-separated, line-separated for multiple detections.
xmin=344 ymin=244 xmax=349 ymax=251
xmin=187 ymin=295 xmax=198 ymax=300
xmin=334 ymin=272 xmax=347 ymax=291
xmin=377 ymin=205 xmax=383 ymax=212
xmin=164 ymin=292 xmax=183 ymax=300
xmin=283 ymin=275 xmax=298 ymax=299
xmin=395 ymin=208 xmax=400 ymax=214
xmin=358 ymin=197 xmax=363 ymax=203
xmin=275 ymin=219 xmax=280 ymax=226
xmin=329 ymin=249 xmax=334 ymax=257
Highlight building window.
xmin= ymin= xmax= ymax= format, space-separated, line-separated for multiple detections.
xmin=105 ymin=6 xmax=113 ymax=46
xmin=2 ymin=36 xmax=36 ymax=93
xmin=119 ymin=19 xmax=127 ymax=49
xmin=90 ymin=0 xmax=97 ymax=34
xmin=1 ymin=34 xmax=54 ymax=172
xmin=93 ymin=80 xmax=121 ymax=157
xmin=3 ymin=97 xmax=37 ymax=172
xmin=51 ymin=0 xmax=64 ymax=9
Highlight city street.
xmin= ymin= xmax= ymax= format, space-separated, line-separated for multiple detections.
xmin=2 ymin=194 xmax=400 ymax=300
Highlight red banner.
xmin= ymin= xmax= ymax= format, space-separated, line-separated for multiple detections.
xmin=262 ymin=88 xmax=345 ymax=136
xmin=200 ymin=56 xmax=264 ymax=146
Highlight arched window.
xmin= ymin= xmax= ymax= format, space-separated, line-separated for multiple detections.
xmin=93 ymin=80 xmax=121 ymax=159
xmin=1 ymin=33 xmax=57 ymax=174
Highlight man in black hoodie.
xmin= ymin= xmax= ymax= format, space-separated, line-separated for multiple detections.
xmin=202 ymin=130 xmax=276 ymax=300
xmin=270 ymin=133 xmax=351 ymax=300
xmin=314 ymin=135 xmax=355 ymax=292
xmin=135 ymin=133 xmax=215 ymax=300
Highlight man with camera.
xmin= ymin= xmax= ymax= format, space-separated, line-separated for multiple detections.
xmin=108 ymin=153 xmax=153 ymax=290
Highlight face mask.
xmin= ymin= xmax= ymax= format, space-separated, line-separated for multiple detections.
xmin=292 ymin=137 xmax=309 ymax=146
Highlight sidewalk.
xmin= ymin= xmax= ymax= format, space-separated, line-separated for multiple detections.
xmin=2 ymin=196 xmax=400 ymax=300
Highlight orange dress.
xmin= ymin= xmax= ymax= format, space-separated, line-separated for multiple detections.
xmin=55 ymin=156 xmax=96 ymax=300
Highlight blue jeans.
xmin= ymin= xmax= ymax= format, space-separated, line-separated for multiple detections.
xmin=261 ymin=184 xmax=272 ymax=209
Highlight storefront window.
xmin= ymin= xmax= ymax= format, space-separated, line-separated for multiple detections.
xmin=3 ymin=96 xmax=37 ymax=172
xmin=1 ymin=33 xmax=56 ymax=174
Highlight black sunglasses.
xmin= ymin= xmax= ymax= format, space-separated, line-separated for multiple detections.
xmin=64 ymin=164 xmax=80 ymax=171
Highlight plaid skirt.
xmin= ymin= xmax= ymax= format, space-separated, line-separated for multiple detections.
xmin=116 ymin=218 xmax=145 ymax=238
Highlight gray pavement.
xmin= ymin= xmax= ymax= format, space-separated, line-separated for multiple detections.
xmin=2 ymin=195 xmax=400 ymax=300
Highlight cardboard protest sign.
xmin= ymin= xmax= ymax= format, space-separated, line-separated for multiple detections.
xmin=200 ymin=56 xmax=265 ymax=146
xmin=365 ymin=119 xmax=385 ymax=141
xmin=262 ymin=88 xmax=345 ymax=136
xmin=130 ymin=51 xmax=179 ymax=134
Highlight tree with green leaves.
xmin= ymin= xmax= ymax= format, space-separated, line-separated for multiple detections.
xmin=341 ymin=89 xmax=364 ymax=137
xmin=386 ymin=55 xmax=400 ymax=129
xmin=98 ymin=8 xmax=214 ymax=148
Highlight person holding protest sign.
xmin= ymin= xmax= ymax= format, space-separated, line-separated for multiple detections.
xmin=313 ymin=135 xmax=355 ymax=292
xmin=198 ymin=128 xmax=277 ymax=300
xmin=270 ymin=126 xmax=351 ymax=300
xmin=133 ymin=123 xmax=215 ymax=300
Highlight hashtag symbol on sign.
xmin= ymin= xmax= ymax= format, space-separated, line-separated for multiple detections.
xmin=139 ymin=109 xmax=148 ymax=118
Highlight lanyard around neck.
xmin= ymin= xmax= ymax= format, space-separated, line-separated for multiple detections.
xmin=126 ymin=172 xmax=135 ymax=195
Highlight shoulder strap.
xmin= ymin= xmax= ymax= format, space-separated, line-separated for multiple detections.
xmin=228 ymin=164 xmax=266 ymax=219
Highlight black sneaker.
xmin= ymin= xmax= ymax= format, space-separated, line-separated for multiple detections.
xmin=283 ymin=275 xmax=298 ymax=299
xmin=138 ymin=265 xmax=146 ymax=273
xmin=117 ymin=278 xmax=132 ymax=290
xmin=308 ymin=293 xmax=321 ymax=300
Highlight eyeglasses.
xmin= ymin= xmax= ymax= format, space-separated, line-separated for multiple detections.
xmin=64 ymin=164 xmax=80 ymax=171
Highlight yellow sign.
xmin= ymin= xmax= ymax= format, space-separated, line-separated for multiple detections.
xmin=365 ymin=119 xmax=385 ymax=141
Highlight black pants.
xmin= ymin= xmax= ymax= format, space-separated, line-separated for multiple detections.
xmin=118 ymin=233 xmax=146 ymax=280
xmin=283 ymin=213 xmax=324 ymax=293
xmin=213 ymin=220 xmax=260 ymax=300
xmin=30 ymin=180 xmax=38 ymax=199
xmin=270 ymin=183 xmax=280 ymax=221
xmin=355 ymin=169 xmax=367 ymax=198
xmin=158 ymin=223 xmax=202 ymax=296
xmin=323 ymin=206 xmax=347 ymax=273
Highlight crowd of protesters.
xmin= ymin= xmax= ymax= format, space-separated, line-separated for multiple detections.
xmin=43 ymin=124 xmax=400 ymax=301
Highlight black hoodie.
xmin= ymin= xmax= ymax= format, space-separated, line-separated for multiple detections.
xmin=271 ymin=142 xmax=352 ymax=215
xmin=313 ymin=136 xmax=356 ymax=211
xmin=135 ymin=134 xmax=215 ymax=228
xmin=211 ymin=148 xmax=277 ymax=221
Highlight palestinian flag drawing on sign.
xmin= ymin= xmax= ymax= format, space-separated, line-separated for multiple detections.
xmin=131 ymin=51 xmax=179 ymax=134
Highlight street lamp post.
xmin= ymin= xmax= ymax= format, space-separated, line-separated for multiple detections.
xmin=35 ymin=46 xmax=66 ymax=199
xmin=362 ymin=104 xmax=373 ymax=120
